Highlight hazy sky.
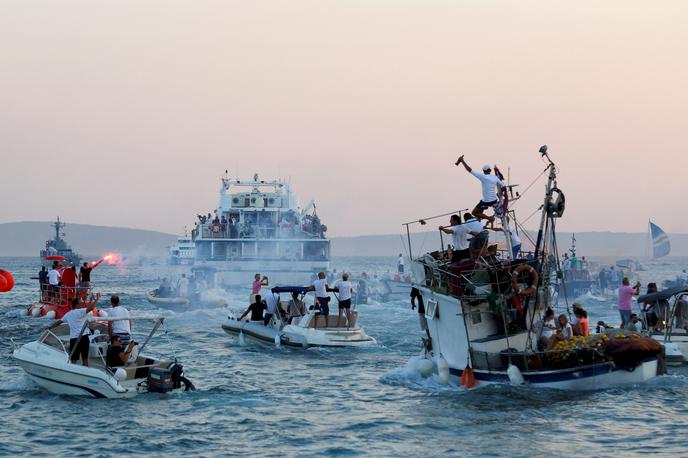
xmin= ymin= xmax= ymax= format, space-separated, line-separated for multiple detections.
xmin=2 ymin=1 xmax=686 ymax=237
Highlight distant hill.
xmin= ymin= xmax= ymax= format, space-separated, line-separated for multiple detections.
xmin=0 ymin=221 xmax=177 ymax=258
xmin=1 ymin=221 xmax=687 ymax=259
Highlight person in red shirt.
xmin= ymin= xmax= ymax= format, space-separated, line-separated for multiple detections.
xmin=574 ymin=308 xmax=589 ymax=336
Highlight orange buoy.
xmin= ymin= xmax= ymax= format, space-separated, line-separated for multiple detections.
xmin=461 ymin=366 xmax=477 ymax=388
xmin=0 ymin=270 xmax=13 ymax=292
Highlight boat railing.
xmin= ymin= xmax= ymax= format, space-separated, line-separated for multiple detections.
xmin=38 ymin=284 xmax=94 ymax=306
xmin=413 ymin=252 xmax=538 ymax=299
xmin=197 ymin=222 xmax=325 ymax=240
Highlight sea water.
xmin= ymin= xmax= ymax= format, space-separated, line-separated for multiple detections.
xmin=1 ymin=256 xmax=688 ymax=457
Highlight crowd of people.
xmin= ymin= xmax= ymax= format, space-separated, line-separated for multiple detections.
xmin=46 ymin=293 xmax=133 ymax=369
xmin=238 ymin=271 xmax=356 ymax=329
xmin=155 ymin=272 xmax=209 ymax=300
xmin=38 ymin=258 xmax=105 ymax=303
xmin=192 ymin=208 xmax=326 ymax=240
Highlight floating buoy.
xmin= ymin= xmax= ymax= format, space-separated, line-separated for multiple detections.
xmin=416 ymin=358 xmax=434 ymax=377
xmin=437 ymin=355 xmax=450 ymax=385
xmin=30 ymin=307 xmax=41 ymax=317
xmin=45 ymin=310 xmax=56 ymax=319
xmin=507 ymin=364 xmax=525 ymax=385
xmin=461 ymin=366 xmax=477 ymax=388
xmin=0 ymin=270 xmax=14 ymax=292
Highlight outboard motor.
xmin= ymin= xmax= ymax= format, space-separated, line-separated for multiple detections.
xmin=147 ymin=367 xmax=174 ymax=393
xmin=167 ymin=362 xmax=195 ymax=391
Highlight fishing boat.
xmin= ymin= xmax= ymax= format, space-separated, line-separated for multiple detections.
xmin=167 ymin=232 xmax=196 ymax=265
xmin=557 ymin=235 xmax=595 ymax=298
xmin=12 ymin=315 xmax=194 ymax=398
xmin=222 ymin=286 xmax=376 ymax=348
xmin=190 ymin=173 xmax=330 ymax=287
xmin=637 ymin=286 xmax=688 ymax=365
xmin=407 ymin=146 xmax=664 ymax=390
xmin=27 ymin=285 xmax=98 ymax=319
xmin=40 ymin=217 xmax=81 ymax=266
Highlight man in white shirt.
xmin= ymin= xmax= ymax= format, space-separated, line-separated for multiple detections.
xmin=107 ymin=295 xmax=132 ymax=345
xmin=397 ymin=254 xmax=405 ymax=274
xmin=47 ymin=294 xmax=100 ymax=366
xmin=48 ymin=262 xmax=61 ymax=300
xmin=263 ymin=290 xmax=281 ymax=326
xmin=440 ymin=214 xmax=485 ymax=263
xmin=333 ymin=273 xmax=356 ymax=327
xmin=310 ymin=272 xmax=330 ymax=329
xmin=178 ymin=274 xmax=190 ymax=298
xmin=456 ymin=155 xmax=505 ymax=223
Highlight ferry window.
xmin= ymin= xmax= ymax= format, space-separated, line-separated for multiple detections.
xmin=471 ymin=311 xmax=482 ymax=324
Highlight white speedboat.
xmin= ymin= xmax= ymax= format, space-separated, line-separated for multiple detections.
xmin=638 ymin=286 xmax=688 ymax=365
xmin=222 ymin=286 xmax=376 ymax=348
xmin=404 ymin=146 xmax=664 ymax=390
xmin=13 ymin=315 xmax=194 ymax=398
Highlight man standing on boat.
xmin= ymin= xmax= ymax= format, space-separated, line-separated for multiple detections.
xmin=311 ymin=272 xmax=330 ymax=329
xmin=79 ymin=258 xmax=105 ymax=289
xmin=455 ymin=155 xmax=505 ymax=224
xmin=46 ymin=294 xmax=101 ymax=366
xmin=397 ymin=254 xmax=405 ymax=274
xmin=618 ymin=278 xmax=641 ymax=327
xmin=108 ymin=295 xmax=132 ymax=346
xmin=334 ymin=273 xmax=355 ymax=328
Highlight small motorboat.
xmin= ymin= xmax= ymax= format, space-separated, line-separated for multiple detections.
xmin=222 ymin=286 xmax=377 ymax=348
xmin=13 ymin=314 xmax=194 ymax=398
xmin=379 ymin=275 xmax=413 ymax=301
xmin=146 ymin=290 xmax=226 ymax=309
xmin=638 ymin=286 xmax=688 ymax=365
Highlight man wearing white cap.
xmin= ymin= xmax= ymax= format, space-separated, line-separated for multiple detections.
xmin=456 ymin=155 xmax=505 ymax=223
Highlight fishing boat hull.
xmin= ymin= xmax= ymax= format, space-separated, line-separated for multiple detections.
xmin=445 ymin=358 xmax=659 ymax=390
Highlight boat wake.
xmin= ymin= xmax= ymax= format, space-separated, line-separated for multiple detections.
xmin=379 ymin=356 xmax=466 ymax=393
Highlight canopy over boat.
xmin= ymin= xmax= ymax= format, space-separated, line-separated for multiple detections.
xmin=637 ymin=287 xmax=688 ymax=304
xmin=271 ymin=286 xmax=311 ymax=294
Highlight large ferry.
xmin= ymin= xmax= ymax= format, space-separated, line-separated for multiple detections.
xmin=40 ymin=217 xmax=81 ymax=266
xmin=191 ymin=173 xmax=330 ymax=286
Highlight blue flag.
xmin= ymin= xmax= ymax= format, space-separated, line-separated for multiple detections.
xmin=650 ymin=221 xmax=671 ymax=259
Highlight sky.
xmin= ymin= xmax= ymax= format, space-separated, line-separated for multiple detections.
xmin=1 ymin=1 xmax=687 ymax=237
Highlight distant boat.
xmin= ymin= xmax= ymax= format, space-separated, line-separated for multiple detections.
xmin=649 ymin=220 xmax=671 ymax=259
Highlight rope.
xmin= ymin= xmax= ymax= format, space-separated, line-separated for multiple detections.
xmin=510 ymin=168 xmax=548 ymax=207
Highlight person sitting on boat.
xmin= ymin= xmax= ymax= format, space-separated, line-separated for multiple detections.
xmin=624 ymin=314 xmax=641 ymax=332
xmin=263 ymin=291 xmax=281 ymax=326
xmin=46 ymin=294 xmax=101 ymax=366
xmin=106 ymin=335 xmax=137 ymax=368
xmin=533 ymin=308 xmax=557 ymax=349
xmin=333 ymin=273 xmax=355 ymax=328
xmin=239 ymin=294 xmax=266 ymax=322
xmin=570 ymin=303 xmax=583 ymax=335
xmin=251 ymin=274 xmax=269 ymax=304
xmin=641 ymin=283 xmax=660 ymax=330
xmin=455 ymin=155 xmax=505 ymax=224
xmin=286 ymin=292 xmax=306 ymax=324
xmin=573 ymin=308 xmax=590 ymax=336
xmin=557 ymin=314 xmax=574 ymax=341
xmin=618 ymin=278 xmax=641 ymax=328
xmin=310 ymin=272 xmax=331 ymax=329
xmin=108 ymin=295 xmax=132 ymax=346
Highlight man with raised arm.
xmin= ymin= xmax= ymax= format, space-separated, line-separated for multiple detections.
xmin=455 ymin=155 xmax=505 ymax=223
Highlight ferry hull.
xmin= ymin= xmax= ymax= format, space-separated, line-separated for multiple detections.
xmin=196 ymin=260 xmax=330 ymax=288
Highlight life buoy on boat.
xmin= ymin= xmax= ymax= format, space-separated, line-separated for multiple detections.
xmin=511 ymin=264 xmax=539 ymax=297
xmin=210 ymin=224 xmax=222 ymax=234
